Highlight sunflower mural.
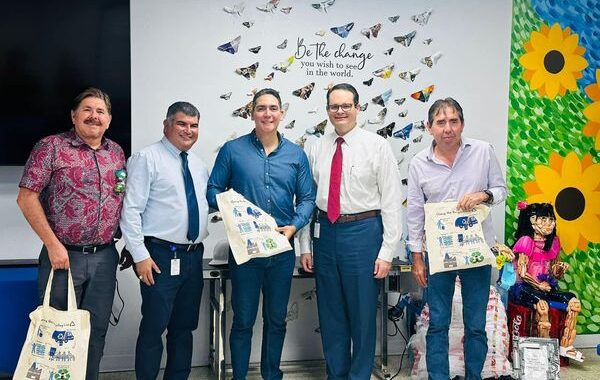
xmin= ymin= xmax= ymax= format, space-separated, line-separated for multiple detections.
xmin=583 ymin=69 xmax=600 ymax=149
xmin=519 ymin=23 xmax=588 ymax=99
xmin=508 ymin=0 xmax=600 ymax=334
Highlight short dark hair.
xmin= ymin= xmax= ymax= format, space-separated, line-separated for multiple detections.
xmin=72 ymin=88 xmax=112 ymax=114
xmin=326 ymin=83 xmax=359 ymax=105
xmin=252 ymin=88 xmax=282 ymax=109
xmin=427 ymin=97 xmax=464 ymax=125
xmin=166 ymin=101 xmax=200 ymax=121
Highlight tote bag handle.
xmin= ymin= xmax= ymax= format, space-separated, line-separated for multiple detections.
xmin=42 ymin=269 xmax=78 ymax=312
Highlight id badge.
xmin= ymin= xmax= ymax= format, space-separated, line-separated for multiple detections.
xmin=171 ymin=259 xmax=180 ymax=276
xmin=314 ymin=222 xmax=320 ymax=238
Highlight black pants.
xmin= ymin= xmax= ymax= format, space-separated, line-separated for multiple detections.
xmin=38 ymin=244 xmax=119 ymax=380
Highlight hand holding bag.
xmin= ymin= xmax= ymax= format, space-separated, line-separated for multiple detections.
xmin=13 ymin=269 xmax=90 ymax=380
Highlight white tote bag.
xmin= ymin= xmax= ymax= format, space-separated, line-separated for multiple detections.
xmin=216 ymin=189 xmax=292 ymax=265
xmin=13 ymin=269 xmax=90 ymax=380
xmin=424 ymin=201 xmax=494 ymax=275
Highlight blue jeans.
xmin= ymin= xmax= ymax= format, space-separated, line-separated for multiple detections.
xmin=313 ymin=215 xmax=382 ymax=380
xmin=135 ymin=241 xmax=204 ymax=380
xmin=38 ymin=245 xmax=118 ymax=380
xmin=425 ymin=264 xmax=491 ymax=380
xmin=229 ymin=249 xmax=295 ymax=380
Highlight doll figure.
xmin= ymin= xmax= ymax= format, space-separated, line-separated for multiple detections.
xmin=509 ymin=202 xmax=584 ymax=362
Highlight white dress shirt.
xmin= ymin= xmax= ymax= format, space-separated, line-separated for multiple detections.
xmin=299 ymin=126 xmax=402 ymax=261
xmin=120 ymin=137 xmax=210 ymax=263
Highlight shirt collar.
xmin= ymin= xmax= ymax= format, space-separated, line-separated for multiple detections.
xmin=250 ymin=129 xmax=283 ymax=153
xmin=329 ymin=124 xmax=360 ymax=146
xmin=160 ymin=136 xmax=183 ymax=156
xmin=68 ymin=129 xmax=110 ymax=150
xmin=426 ymin=137 xmax=472 ymax=161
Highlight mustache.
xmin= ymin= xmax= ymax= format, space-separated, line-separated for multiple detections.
xmin=84 ymin=117 xmax=102 ymax=125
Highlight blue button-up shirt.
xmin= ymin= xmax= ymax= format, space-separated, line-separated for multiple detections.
xmin=207 ymin=131 xmax=315 ymax=231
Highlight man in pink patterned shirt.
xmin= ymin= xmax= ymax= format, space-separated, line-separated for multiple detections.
xmin=17 ymin=88 xmax=126 ymax=380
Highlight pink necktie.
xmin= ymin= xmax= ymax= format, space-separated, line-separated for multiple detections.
xmin=327 ymin=137 xmax=344 ymax=223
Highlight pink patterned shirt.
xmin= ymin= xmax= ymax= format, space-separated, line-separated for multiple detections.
xmin=19 ymin=130 xmax=126 ymax=245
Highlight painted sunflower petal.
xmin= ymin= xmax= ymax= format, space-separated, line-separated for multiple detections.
xmin=534 ymin=165 xmax=561 ymax=193
xmin=561 ymin=152 xmax=583 ymax=182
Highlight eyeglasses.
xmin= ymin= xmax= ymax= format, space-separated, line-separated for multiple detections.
xmin=327 ymin=103 xmax=355 ymax=112
xmin=113 ymin=169 xmax=127 ymax=194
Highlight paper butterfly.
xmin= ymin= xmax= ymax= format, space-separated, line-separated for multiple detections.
xmin=411 ymin=85 xmax=434 ymax=102
xmin=293 ymin=82 xmax=315 ymax=100
xmin=394 ymin=98 xmax=406 ymax=105
xmin=359 ymin=102 xmax=368 ymax=111
xmin=273 ymin=56 xmax=294 ymax=72
xmin=220 ymin=92 xmax=232 ymax=100
xmin=373 ymin=64 xmax=394 ymax=79
xmin=398 ymin=68 xmax=420 ymax=82
xmin=394 ymin=30 xmax=417 ymax=47
xmin=383 ymin=48 xmax=394 ymax=55
xmin=376 ymin=122 xmax=395 ymax=138
xmin=330 ymin=22 xmax=354 ymax=38
xmin=242 ymin=20 xmax=254 ymax=28
xmin=368 ymin=107 xmax=387 ymax=125
xmin=235 ymin=62 xmax=259 ymax=79
xmin=217 ymin=35 xmax=241 ymax=54
xmin=232 ymin=101 xmax=253 ymax=119
xmin=361 ymin=23 xmax=381 ymax=39
xmin=312 ymin=0 xmax=335 ymax=12
xmin=315 ymin=30 xmax=327 ymax=37
xmin=363 ymin=78 xmax=373 ymax=86
xmin=413 ymin=120 xmax=426 ymax=131
xmin=277 ymin=39 xmax=288 ymax=49
xmin=392 ymin=123 xmax=413 ymax=139
xmin=423 ymin=38 xmax=433 ymax=45
xmin=351 ymin=42 xmax=362 ymax=50
xmin=306 ymin=119 xmax=327 ymax=136
xmin=388 ymin=15 xmax=400 ymax=23
xmin=400 ymin=144 xmax=410 ymax=152
xmin=223 ymin=2 xmax=245 ymax=16
xmin=421 ymin=51 xmax=442 ymax=68
xmin=372 ymin=89 xmax=392 ymax=107
xmin=257 ymin=0 xmax=279 ymax=13
xmin=280 ymin=6 xmax=292 ymax=14
xmin=398 ymin=110 xmax=408 ymax=117
xmin=264 ymin=72 xmax=274 ymax=81
xmin=413 ymin=134 xmax=423 ymax=143
xmin=412 ymin=9 xmax=432 ymax=26
xmin=248 ymin=46 xmax=261 ymax=54
xmin=284 ymin=120 xmax=295 ymax=129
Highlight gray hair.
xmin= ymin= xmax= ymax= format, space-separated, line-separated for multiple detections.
xmin=427 ymin=97 xmax=464 ymax=125
xmin=72 ymin=88 xmax=112 ymax=114
xmin=166 ymin=101 xmax=200 ymax=121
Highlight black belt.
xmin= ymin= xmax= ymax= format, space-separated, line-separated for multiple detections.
xmin=145 ymin=236 xmax=202 ymax=252
xmin=317 ymin=208 xmax=381 ymax=224
xmin=63 ymin=242 xmax=114 ymax=254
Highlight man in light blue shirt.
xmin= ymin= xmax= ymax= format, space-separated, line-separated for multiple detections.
xmin=120 ymin=101 xmax=209 ymax=380
xmin=407 ymin=97 xmax=506 ymax=380
xmin=207 ymin=88 xmax=315 ymax=380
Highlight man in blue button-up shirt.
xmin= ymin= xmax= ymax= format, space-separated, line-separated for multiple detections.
xmin=207 ymin=88 xmax=315 ymax=380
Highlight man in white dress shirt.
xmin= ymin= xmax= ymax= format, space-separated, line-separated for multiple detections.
xmin=300 ymin=83 xmax=402 ymax=379
xmin=120 ymin=101 xmax=209 ymax=380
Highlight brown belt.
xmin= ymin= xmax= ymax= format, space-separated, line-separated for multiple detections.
xmin=317 ymin=208 xmax=381 ymax=224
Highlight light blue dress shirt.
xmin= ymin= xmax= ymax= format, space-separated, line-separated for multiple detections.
xmin=120 ymin=137 xmax=209 ymax=263
xmin=406 ymin=137 xmax=507 ymax=255
xmin=207 ymin=131 xmax=315 ymax=232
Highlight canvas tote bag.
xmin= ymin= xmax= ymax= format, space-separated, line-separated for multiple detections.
xmin=216 ymin=189 xmax=292 ymax=265
xmin=13 ymin=269 xmax=90 ymax=380
xmin=424 ymin=201 xmax=495 ymax=275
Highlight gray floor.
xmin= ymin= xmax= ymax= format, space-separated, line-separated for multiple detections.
xmin=100 ymin=348 xmax=600 ymax=379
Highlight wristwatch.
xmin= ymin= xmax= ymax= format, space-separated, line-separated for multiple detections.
xmin=483 ymin=189 xmax=494 ymax=204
